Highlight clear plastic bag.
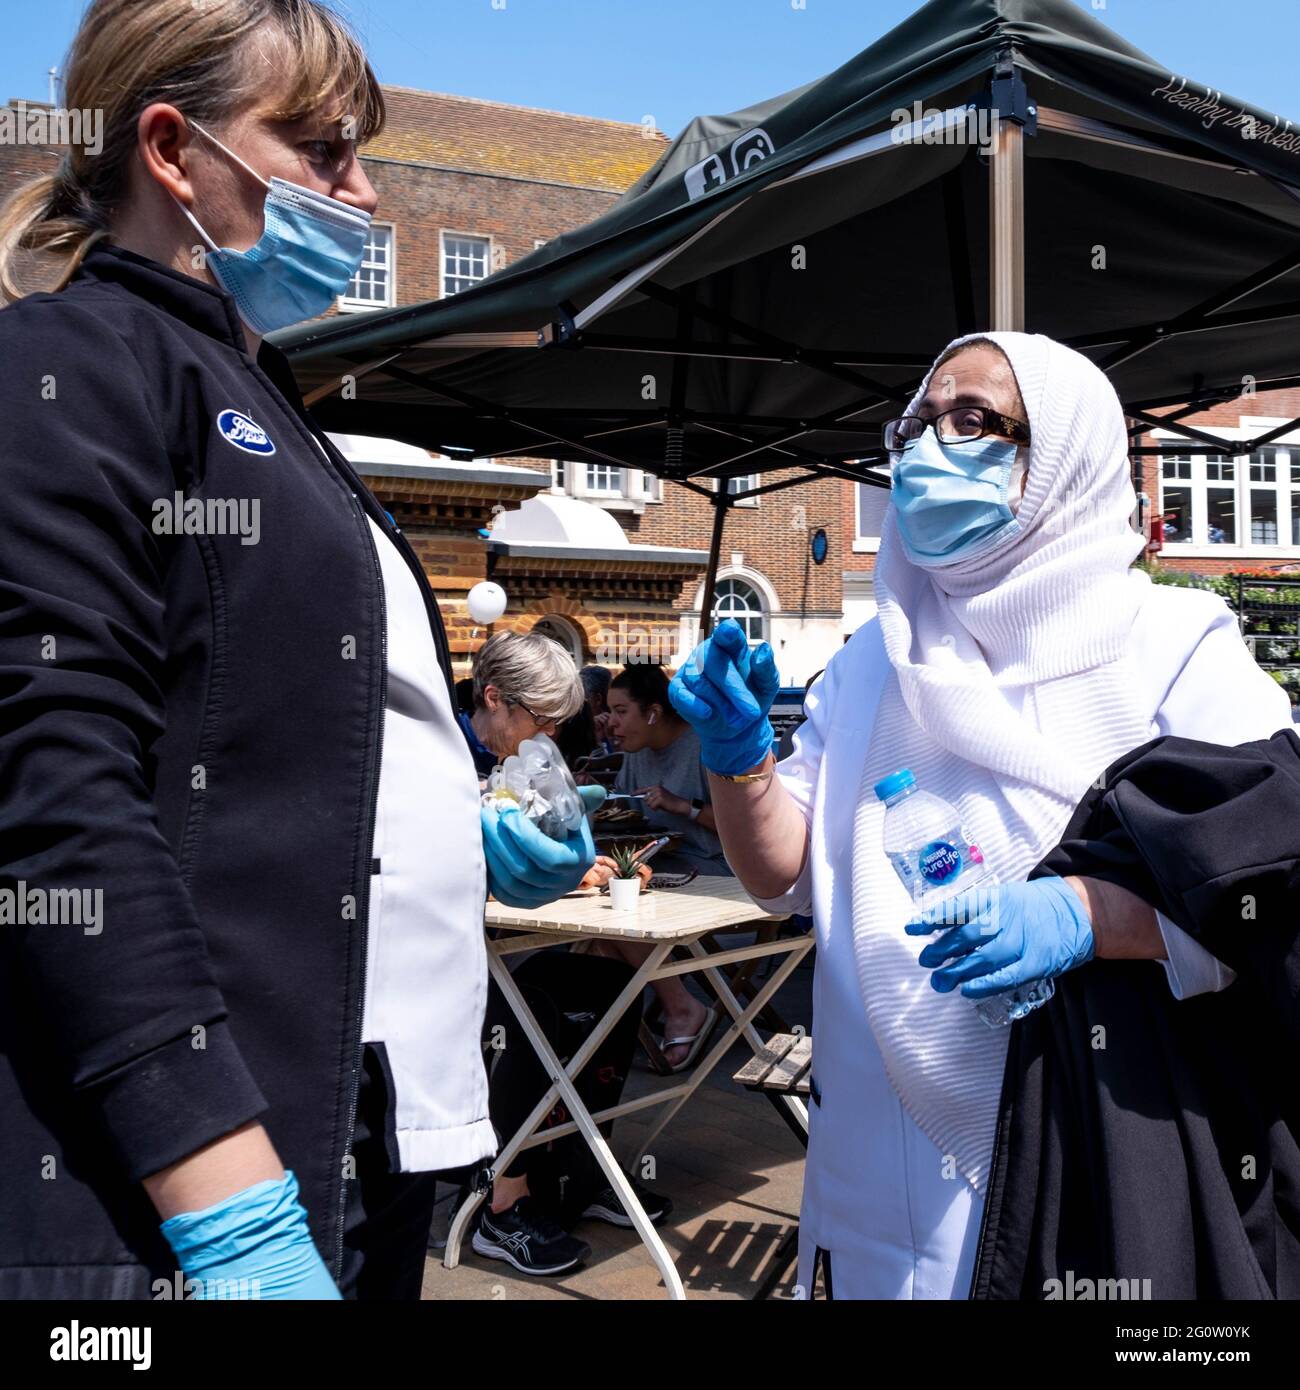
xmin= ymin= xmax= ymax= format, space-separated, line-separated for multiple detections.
xmin=481 ymin=731 xmax=584 ymax=840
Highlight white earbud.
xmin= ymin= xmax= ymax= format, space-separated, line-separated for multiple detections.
xmin=648 ymin=712 xmax=658 ymax=725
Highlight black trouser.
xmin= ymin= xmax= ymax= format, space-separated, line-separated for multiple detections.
xmin=332 ymin=952 xmax=643 ymax=1298
xmin=337 ymin=1043 xmax=441 ymax=1302
xmin=482 ymin=951 xmax=641 ymax=1209
xmin=813 ymin=1245 xmax=835 ymax=1300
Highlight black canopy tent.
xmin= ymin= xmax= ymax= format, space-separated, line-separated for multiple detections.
xmin=274 ymin=0 xmax=1300 ymax=633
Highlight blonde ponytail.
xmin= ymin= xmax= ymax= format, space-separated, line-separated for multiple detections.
xmin=0 ymin=0 xmax=383 ymax=304
xmin=0 ymin=164 xmax=109 ymax=301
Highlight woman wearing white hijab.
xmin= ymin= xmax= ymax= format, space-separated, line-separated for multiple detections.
xmin=668 ymin=331 xmax=1293 ymax=1299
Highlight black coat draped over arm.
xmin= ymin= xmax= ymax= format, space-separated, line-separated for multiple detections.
xmin=972 ymin=730 xmax=1300 ymax=1301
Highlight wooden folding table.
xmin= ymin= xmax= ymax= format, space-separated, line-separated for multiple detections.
xmin=443 ymin=877 xmax=813 ymax=1299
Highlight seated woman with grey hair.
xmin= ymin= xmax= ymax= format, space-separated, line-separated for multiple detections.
xmin=460 ymin=630 xmax=585 ymax=776
xmin=462 ymin=632 xmax=647 ymax=895
xmin=460 ymin=629 xmax=671 ymax=1277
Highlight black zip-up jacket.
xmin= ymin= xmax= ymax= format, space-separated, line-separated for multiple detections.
xmin=973 ymin=731 xmax=1300 ymax=1299
xmin=0 ymin=242 xmax=454 ymax=1298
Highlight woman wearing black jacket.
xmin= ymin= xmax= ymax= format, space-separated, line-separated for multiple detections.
xmin=0 ymin=0 xmax=594 ymax=1300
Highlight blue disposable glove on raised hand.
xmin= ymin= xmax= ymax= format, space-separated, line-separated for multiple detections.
xmin=159 ymin=1169 xmax=340 ymax=1300
xmin=903 ymin=877 xmax=1094 ymax=999
xmin=668 ymin=618 xmax=779 ymax=776
xmin=482 ymin=784 xmax=602 ymax=909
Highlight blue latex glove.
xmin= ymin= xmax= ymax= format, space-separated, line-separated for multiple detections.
xmin=904 ymin=878 xmax=1094 ymax=999
xmin=482 ymin=783 xmax=602 ymax=909
xmin=159 ymin=1169 xmax=340 ymax=1300
xmin=668 ymin=619 xmax=779 ymax=775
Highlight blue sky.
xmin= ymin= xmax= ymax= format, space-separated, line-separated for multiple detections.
xmin=4 ymin=0 xmax=1296 ymax=136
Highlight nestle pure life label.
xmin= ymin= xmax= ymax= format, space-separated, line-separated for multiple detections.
xmin=887 ymin=823 xmax=985 ymax=903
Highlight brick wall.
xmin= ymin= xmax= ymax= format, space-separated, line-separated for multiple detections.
xmin=617 ymin=470 xmax=842 ymax=617
xmin=335 ymin=159 xmax=617 ymax=309
xmin=0 ymin=139 xmax=57 ymax=186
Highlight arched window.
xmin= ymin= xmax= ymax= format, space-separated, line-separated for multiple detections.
xmin=713 ymin=577 xmax=766 ymax=644
xmin=532 ymin=616 xmax=583 ymax=665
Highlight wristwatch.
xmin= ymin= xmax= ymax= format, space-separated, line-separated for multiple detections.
xmin=687 ymin=797 xmax=704 ymax=822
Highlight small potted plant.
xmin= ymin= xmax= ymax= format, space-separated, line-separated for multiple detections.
xmin=607 ymin=843 xmax=647 ymax=912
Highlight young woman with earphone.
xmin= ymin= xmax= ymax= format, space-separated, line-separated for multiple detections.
xmin=597 ymin=664 xmax=732 ymax=1070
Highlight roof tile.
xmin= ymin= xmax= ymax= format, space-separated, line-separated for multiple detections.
xmin=363 ymin=86 xmax=669 ymax=191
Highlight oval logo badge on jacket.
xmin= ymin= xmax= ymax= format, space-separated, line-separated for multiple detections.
xmin=217 ymin=409 xmax=276 ymax=456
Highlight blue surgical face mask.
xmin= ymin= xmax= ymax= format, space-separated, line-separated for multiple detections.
xmin=172 ymin=119 xmax=372 ymax=336
xmin=890 ymin=427 xmax=1024 ymax=566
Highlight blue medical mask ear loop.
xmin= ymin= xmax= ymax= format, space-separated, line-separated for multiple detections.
xmin=171 ymin=119 xmax=270 ymax=259
xmin=1006 ymin=449 xmax=1029 ymax=517
xmin=191 ymin=119 xmax=276 ymax=194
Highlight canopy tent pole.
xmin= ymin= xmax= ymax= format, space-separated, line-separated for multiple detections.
xmin=987 ymin=57 xmax=1031 ymax=332
xmin=988 ymin=117 xmax=1025 ymax=331
xmin=697 ymin=490 xmax=732 ymax=639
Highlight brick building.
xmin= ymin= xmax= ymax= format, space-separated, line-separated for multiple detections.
xmin=12 ymin=85 xmax=1279 ymax=679
xmin=348 ymin=90 xmax=860 ymax=683
xmin=0 ymin=90 xmax=858 ymax=681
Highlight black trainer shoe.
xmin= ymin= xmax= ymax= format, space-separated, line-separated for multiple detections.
xmin=471 ymin=1197 xmax=592 ymax=1276
xmin=580 ymin=1174 xmax=673 ymax=1228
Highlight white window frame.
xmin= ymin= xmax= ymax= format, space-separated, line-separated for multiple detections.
xmin=712 ymin=575 xmax=768 ymax=644
xmin=338 ymin=222 xmax=395 ymax=311
xmin=692 ymin=567 xmax=777 ymax=648
xmin=530 ymin=615 xmax=583 ymax=665
xmin=582 ymin=463 xmax=624 ymax=496
xmin=713 ymin=474 xmax=760 ymax=507
xmin=1155 ymin=422 xmax=1300 ymax=558
xmin=852 ymin=469 xmax=892 ymax=552
xmin=551 ymin=460 xmax=658 ymax=512
xmin=440 ymin=230 xmax=492 ymax=298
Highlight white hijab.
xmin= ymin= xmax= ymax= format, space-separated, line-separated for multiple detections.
xmin=850 ymin=331 xmax=1168 ymax=1194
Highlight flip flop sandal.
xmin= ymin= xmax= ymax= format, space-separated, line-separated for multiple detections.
xmin=656 ymin=1004 xmax=721 ymax=1075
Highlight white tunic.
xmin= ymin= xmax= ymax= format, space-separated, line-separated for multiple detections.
xmin=362 ymin=514 xmax=495 ymax=1172
xmin=754 ymin=586 xmax=1292 ymax=1299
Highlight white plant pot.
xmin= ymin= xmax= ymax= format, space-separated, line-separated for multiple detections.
xmin=608 ymin=876 xmax=642 ymax=912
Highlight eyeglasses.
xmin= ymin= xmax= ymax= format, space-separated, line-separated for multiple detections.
xmin=882 ymin=406 xmax=1031 ymax=458
xmin=511 ymin=698 xmax=558 ymax=733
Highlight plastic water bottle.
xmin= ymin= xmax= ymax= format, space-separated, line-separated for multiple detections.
xmin=875 ymin=768 xmax=1053 ymax=1027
